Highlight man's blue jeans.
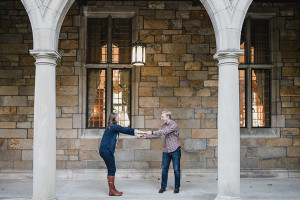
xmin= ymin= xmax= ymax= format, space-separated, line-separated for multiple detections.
xmin=161 ymin=147 xmax=181 ymax=189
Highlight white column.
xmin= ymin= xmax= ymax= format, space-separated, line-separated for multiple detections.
xmin=214 ymin=50 xmax=243 ymax=200
xmin=30 ymin=50 xmax=61 ymax=200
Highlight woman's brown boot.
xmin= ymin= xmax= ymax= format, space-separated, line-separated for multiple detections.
xmin=107 ymin=176 xmax=123 ymax=196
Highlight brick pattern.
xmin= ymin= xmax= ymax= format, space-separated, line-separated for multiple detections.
xmin=0 ymin=1 xmax=299 ymax=170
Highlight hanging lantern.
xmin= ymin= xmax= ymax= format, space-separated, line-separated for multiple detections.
xmin=132 ymin=8 xmax=146 ymax=66
xmin=132 ymin=39 xmax=146 ymax=66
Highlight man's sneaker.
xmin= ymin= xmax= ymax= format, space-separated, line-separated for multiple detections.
xmin=159 ymin=187 xmax=166 ymax=193
xmin=174 ymin=188 xmax=179 ymax=193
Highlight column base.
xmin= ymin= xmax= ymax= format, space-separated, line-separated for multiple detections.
xmin=215 ymin=195 xmax=240 ymax=200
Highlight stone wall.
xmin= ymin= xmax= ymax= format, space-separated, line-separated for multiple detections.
xmin=0 ymin=1 xmax=299 ymax=170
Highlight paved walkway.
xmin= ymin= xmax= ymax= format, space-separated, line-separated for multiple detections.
xmin=1 ymin=177 xmax=300 ymax=200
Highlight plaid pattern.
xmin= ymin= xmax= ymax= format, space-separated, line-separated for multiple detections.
xmin=146 ymin=120 xmax=180 ymax=153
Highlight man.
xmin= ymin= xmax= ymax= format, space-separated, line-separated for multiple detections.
xmin=142 ymin=110 xmax=181 ymax=194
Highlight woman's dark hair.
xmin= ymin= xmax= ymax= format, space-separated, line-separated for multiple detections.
xmin=107 ymin=112 xmax=118 ymax=130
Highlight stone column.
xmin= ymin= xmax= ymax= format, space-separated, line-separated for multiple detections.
xmin=30 ymin=50 xmax=61 ymax=200
xmin=214 ymin=50 xmax=243 ymax=200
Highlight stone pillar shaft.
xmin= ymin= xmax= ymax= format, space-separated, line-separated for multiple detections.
xmin=214 ymin=51 xmax=243 ymax=200
xmin=30 ymin=50 xmax=60 ymax=200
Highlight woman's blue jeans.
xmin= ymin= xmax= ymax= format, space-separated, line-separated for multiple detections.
xmin=161 ymin=147 xmax=181 ymax=189
xmin=100 ymin=150 xmax=116 ymax=176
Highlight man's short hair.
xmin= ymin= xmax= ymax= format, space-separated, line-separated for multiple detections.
xmin=162 ymin=110 xmax=172 ymax=119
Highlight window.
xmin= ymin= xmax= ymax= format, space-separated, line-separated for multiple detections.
xmin=86 ymin=17 xmax=132 ymax=128
xmin=239 ymin=18 xmax=271 ymax=128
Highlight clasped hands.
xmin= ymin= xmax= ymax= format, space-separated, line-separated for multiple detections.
xmin=135 ymin=130 xmax=152 ymax=139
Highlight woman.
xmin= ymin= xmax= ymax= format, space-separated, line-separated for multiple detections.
xmin=99 ymin=112 xmax=143 ymax=196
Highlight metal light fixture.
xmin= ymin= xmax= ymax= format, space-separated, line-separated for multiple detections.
xmin=132 ymin=8 xmax=146 ymax=66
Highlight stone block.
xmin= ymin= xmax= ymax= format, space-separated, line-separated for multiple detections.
xmin=151 ymin=139 xmax=163 ymax=150
xmin=154 ymin=108 xmax=194 ymax=119
xmin=144 ymin=20 xmax=168 ymax=29
xmin=56 ymin=129 xmax=77 ymax=138
xmin=196 ymin=88 xmax=211 ymax=96
xmin=148 ymin=2 xmax=165 ymax=9
xmin=207 ymin=139 xmax=217 ymax=146
xmin=19 ymin=86 xmax=34 ymax=95
xmin=281 ymin=158 xmax=300 ymax=169
xmin=187 ymin=71 xmax=208 ymax=80
xmin=153 ymin=87 xmax=174 ymax=96
xmin=177 ymin=119 xmax=200 ymax=129
xmin=174 ymin=87 xmax=194 ymax=96
xmin=185 ymin=62 xmax=201 ymax=70
xmin=181 ymin=151 xmax=199 ymax=161
xmin=178 ymin=97 xmax=202 ymax=108
xmin=79 ymin=150 xmax=99 ymax=160
xmin=282 ymin=108 xmax=300 ymax=114
xmin=280 ymin=86 xmax=300 ymax=96
xmin=0 ymin=161 xmax=14 ymax=169
xmin=117 ymin=161 xmax=149 ymax=169
xmin=157 ymin=76 xmax=179 ymax=87
xmin=135 ymin=150 xmax=162 ymax=161
xmin=293 ymin=136 xmax=300 ymax=146
xmin=9 ymin=139 xmax=33 ymax=149
xmin=159 ymin=97 xmax=177 ymax=107
xmin=201 ymin=119 xmax=216 ymax=128
xmin=139 ymin=108 xmax=154 ymax=116
xmin=22 ymin=150 xmax=33 ymax=160
xmin=187 ymin=44 xmax=209 ymax=54
xmin=240 ymin=158 xmax=259 ymax=168
xmin=14 ymin=161 xmax=33 ymax=169
xmin=69 ymin=139 xmax=98 ymax=150
xmin=266 ymin=138 xmax=293 ymax=146
xmin=20 ymin=56 xmax=35 ymax=66
xmin=57 ymin=96 xmax=78 ymax=106
xmin=57 ymin=139 xmax=68 ymax=149
xmin=0 ymin=122 xmax=16 ymax=128
xmin=0 ymin=96 xmax=27 ymax=106
xmin=287 ymin=147 xmax=300 ymax=157
xmin=1 ymin=129 xmax=27 ymax=138
xmin=146 ymin=44 xmax=162 ymax=54
xmin=162 ymin=43 xmax=186 ymax=54
xmin=0 ymin=86 xmax=18 ymax=95
xmin=192 ymin=129 xmax=217 ymax=139
xmin=17 ymin=107 xmax=33 ymax=114
xmin=176 ymin=10 xmax=190 ymax=19
xmin=206 ymin=158 xmax=217 ymax=168
xmin=67 ymin=161 xmax=86 ymax=169
xmin=280 ymin=30 xmax=300 ymax=40
xmin=0 ymin=70 xmax=22 ymax=79
xmin=61 ymin=76 xmax=78 ymax=86
xmin=62 ymin=107 xmax=79 ymax=114
xmin=259 ymin=158 xmax=281 ymax=168
xmin=154 ymin=54 xmax=166 ymax=62
xmin=0 ymin=55 xmax=19 ymax=62
xmin=56 ymin=86 xmax=78 ymax=95
xmin=162 ymin=66 xmax=175 ymax=76
xmin=246 ymin=147 xmax=286 ymax=158
xmin=60 ymin=40 xmax=78 ymax=49
xmin=17 ymin=122 xmax=31 ymax=129
xmin=0 ymin=150 xmax=21 ymax=161
xmin=202 ymin=97 xmax=218 ymax=108
xmin=184 ymin=138 xmax=206 ymax=152
xmin=241 ymin=138 xmax=265 ymax=146
xmin=123 ymin=139 xmax=150 ymax=150
xmin=141 ymin=67 xmax=161 ymax=76
xmin=204 ymin=80 xmax=218 ymax=87
xmin=281 ymin=128 xmax=299 ymax=136
xmin=145 ymin=119 xmax=163 ymax=129
xmin=57 ymin=118 xmax=73 ymax=129
xmin=139 ymin=97 xmax=159 ymax=108
xmin=1 ymin=44 xmax=28 ymax=54
xmin=172 ymin=35 xmax=191 ymax=43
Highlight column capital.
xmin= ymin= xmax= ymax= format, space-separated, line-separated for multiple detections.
xmin=213 ymin=50 xmax=244 ymax=67
xmin=30 ymin=50 xmax=61 ymax=67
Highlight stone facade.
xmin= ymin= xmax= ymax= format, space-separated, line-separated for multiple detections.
xmin=0 ymin=1 xmax=299 ymax=170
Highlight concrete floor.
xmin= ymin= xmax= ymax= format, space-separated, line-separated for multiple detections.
xmin=1 ymin=177 xmax=300 ymax=200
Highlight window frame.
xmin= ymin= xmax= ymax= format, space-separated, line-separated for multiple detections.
xmin=239 ymin=12 xmax=282 ymax=138
xmin=77 ymin=6 xmax=141 ymax=138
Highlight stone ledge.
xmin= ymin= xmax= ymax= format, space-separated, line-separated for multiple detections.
xmin=1 ymin=169 xmax=299 ymax=180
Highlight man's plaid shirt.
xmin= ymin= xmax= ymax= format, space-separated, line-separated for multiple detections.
xmin=146 ymin=120 xmax=180 ymax=153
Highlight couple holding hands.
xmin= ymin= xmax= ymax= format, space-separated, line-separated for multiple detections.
xmin=99 ymin=111 xmax=181 ymax=196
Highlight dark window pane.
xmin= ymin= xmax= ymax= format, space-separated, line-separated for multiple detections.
xmin=112 ymin=19 xmax=132 ymax=64
xmin=251 ymin=69 xmax=270 ymax=127
xmin=251 ymin=19 xmax=270 ymax=64
xmin=239 ymin=69 xmax=246 ymax=127
xmin=87 ymin=69 xmax=106 ymax=128
xmin=112 ymin=69 xmax=131 ymax=127
xmin=87 ymin=19 xmax=108 ymax=64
